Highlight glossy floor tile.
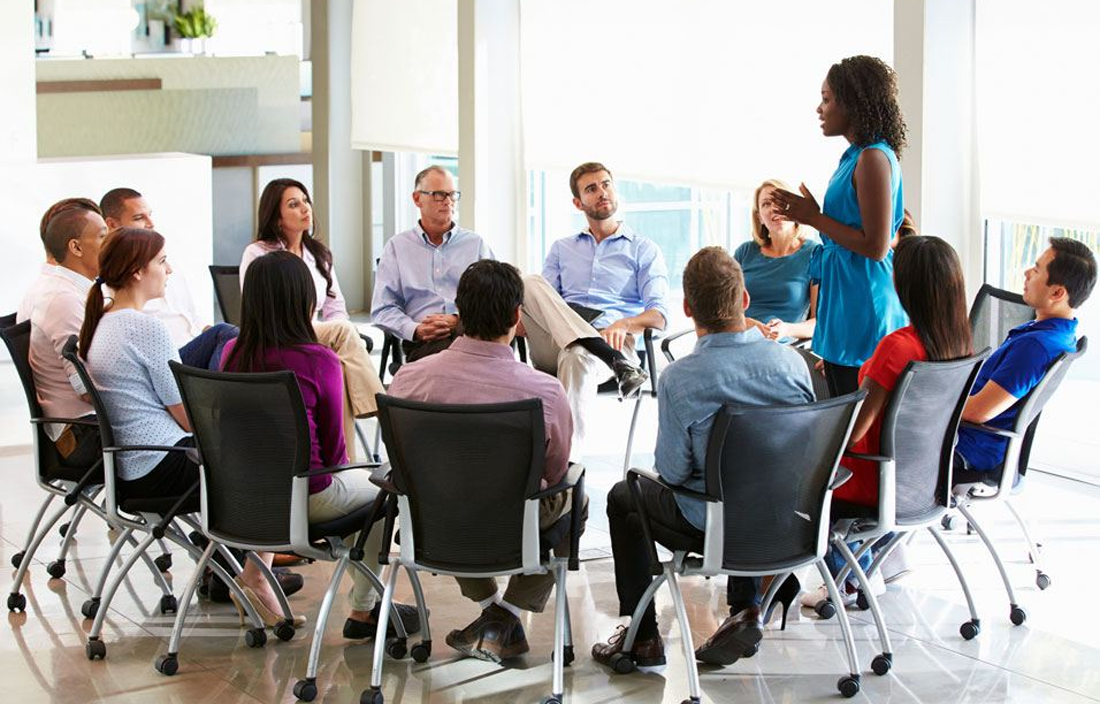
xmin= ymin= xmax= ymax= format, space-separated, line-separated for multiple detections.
xmin=3 ymin=440 xmax=1100 ymax=703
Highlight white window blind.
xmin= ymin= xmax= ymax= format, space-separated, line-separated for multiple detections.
xmin=350 ymin=0 xmax=458 ymax=155
xmin=520 ymin=0 xmax=892 ymax=194
xmin=976 ymin=0 xmax=1100 ymax=228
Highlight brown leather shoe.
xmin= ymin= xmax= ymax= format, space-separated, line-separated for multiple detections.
xmin=694 ymin=606 xmax=763 ymax=666
xmin=445 ymin=603 xmax=529 ymax=663
xmin=272 ymin=552 xmax=305 ymax=567
xmin=592 ymin=624 xmax=666 ymax=669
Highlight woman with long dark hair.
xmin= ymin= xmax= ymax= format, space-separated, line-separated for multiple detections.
xmin=222 ymin=251 xmax=420 ymax=639
xmin=240 ymin=178 xmax=385 ymax=449
xmin=771 ymin=55 xmax=910 ymax=396
xmin=802 ymin=235 xmax=972 ymax=606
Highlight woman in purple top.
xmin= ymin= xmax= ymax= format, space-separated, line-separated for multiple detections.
xmin=222 ymin=251 xmax=419 ymax=639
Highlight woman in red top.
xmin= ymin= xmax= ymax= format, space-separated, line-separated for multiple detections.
xmin=807 ymin=235 xmax=972 ymax=605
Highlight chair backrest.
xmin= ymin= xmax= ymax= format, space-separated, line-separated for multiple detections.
xmin=376 ymin=394 xmax=546 ymax=573
xmin=0 ymin=312 xmax=16 ymax=329
xmin=1 ymin=320 xmax=65 ymax=479
xmin=704 ymin=391 xmax=865 ymax=572
xmin=208 ymin=265 xmax=242 ymax=327
xmin=969 ymin=283 xmax=1035 ymax=353
xmin=170 ymin=362 xmax=311 ymax=546
xmin=880 ymin=351 xmax=990 ymax=525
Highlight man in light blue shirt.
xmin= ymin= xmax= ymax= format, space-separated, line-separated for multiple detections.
xmin=371 ymin=166 xmax=495 ymax=361
xmin=593 ymin=247 xmax=814 ymax=672
xmin=521 ymin=162 xmax=668 ymax=459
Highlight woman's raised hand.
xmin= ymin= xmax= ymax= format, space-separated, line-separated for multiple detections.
xmin=770 ymin=183 xmax=820 ymax=225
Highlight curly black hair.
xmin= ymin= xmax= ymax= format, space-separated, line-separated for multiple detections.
xmin=827 ymin=55 xmax=907 ymax=156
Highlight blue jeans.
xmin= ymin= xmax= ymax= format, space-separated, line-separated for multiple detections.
xmin=178 ymin=323 xmax=238 ymax=371
xmin=824 ymin=533 xmax=894 ymax=586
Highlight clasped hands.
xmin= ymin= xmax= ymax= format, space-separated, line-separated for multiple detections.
xmin=414 ymin=314 xmax=460 ymax=342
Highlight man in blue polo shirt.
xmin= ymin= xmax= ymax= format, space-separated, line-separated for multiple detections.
xmin=956 ymin=237 xmax=1097 ymax=476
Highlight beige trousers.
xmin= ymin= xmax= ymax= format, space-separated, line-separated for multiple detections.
xmin=308 ymin=469 xmax=384 ymax=611
xmin=520 ymin=275 xmax=632 ymax=461
xmin=313 ymin=320 xmax=385 ymax=460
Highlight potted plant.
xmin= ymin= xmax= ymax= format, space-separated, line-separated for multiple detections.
xmin=173 ymin=3 xmax=217 ymax=54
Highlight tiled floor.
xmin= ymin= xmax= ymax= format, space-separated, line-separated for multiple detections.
xmin=3 ymin=424 xmax=1100 ymax=703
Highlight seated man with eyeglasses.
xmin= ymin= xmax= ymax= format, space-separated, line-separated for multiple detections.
xmin=371 ymin=166 xmax=495 ymax=362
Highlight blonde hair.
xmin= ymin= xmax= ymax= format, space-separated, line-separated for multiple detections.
xmin=750 ymin=178 xmax=803 ymax=248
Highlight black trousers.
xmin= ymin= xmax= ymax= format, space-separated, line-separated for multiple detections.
xmin=118 ymin=437 xmax=200 ymax=501
xmin=823 ymin=361 xmax=861 ymax=397
xmin=49 ymin=416 xmax=102 ymax=477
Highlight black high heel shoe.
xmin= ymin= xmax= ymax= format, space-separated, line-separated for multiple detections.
xmin=612 ymin=359 xmax=648 ymax=400
xmin=763 ymin=574 xmax=801 ymax=631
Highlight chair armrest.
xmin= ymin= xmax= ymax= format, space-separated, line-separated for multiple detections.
xmin=829 ymin=466 xmax=854 ymax=490
xmin=530 ymin=469 xmax=583 ymax=500
xmin=843 ymin=451 xmax=893 ymax=463
xmin=369 ymin=465 xmax=399 ymax=493
xmin=358 ymin=332 xmax=374 ymax=354
xmin=152 ymin=482 xmax=199 ymax=539
xmin=295 ymin=461 xmax=382 ymax=478
xmin=103 ymin=444 xmax=192 ymax=454
xmin=627 ymin=467 xmax=719 ymax=503
xmin=960 ymin=420 xmax=1020 ymax=439
xmin=660 ymin=328 xmax=695 ymax=364
xmin=32 ymin=416 xmax=100 ymax=427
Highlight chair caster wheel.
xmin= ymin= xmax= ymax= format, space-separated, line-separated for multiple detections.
xmin=154 ymin=653 xmax=178 ymax=676
xmin=8 ymin=593 xmax=27 ymax=612
xmin=838 ymin=674 xmax=861 ymax=697
xmin=1036 ymin=572 xmax=1051 ymax=590
xmin=188 ymin=531 xmax=208 ymax=548
xmin=154 ymin=554 xmax=173 ymax=573
xmin=411 ymin=641 xmax=432 ymax=663
xmin=11 ymin=551 xmax=24 ymax=569
xmin=81 ymin=598 xmax=100 ymax=619
xmin=609 ymin=651 xmax=636 ymax=674
xmin=86 ymin=639 xmax=107 ymax=660
xmin=815 ymin=599 xmax=836 ymax=620
xmin=245 ymin=628 xmax=267 ymax=648
xmin=275 ymin=622 xmax=296 ymax=642
xmin=46 ymin=560 xmax=66 ymax=579
xmin=856 ymin=591 xmax=870 ymax=611
xmin=385 ymin=636 xmax=407 ymax=659
xmin=871 ymin=653 xmax=892 ymax=676
xmin=59 ymin=522 xmax=70 ymax=538
xmin=941 ymin=514 xmax=957 ymax=531
xmin=541 ymin=695 xmax=563 ymax=704
xmin=293 ymin=678 xmax=318 ymax=702
xmin=159 ymin=594 xmax=178 ymax=615
xmin=681 ymin=699 xmax=701 ymax=704
xmin=360 ymin=687 xmax=384 ymax=704
xmin=1009 ymin=605 xmax=1027 ymax=626
xmin=960 ymin=619 xmax=980 ymax=640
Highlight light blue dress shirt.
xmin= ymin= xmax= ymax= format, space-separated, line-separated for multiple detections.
xmin=370 ymin=223 xmax=495 ymax=341
xmin=656 ymin=329 xmax=815 ymax=530
xmin=810 ymin=141 xmax=908 ymax=367
xmin=542 ymin=223 xmax=669 ymax=328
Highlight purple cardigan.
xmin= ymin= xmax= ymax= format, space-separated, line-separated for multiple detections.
xmin=221 ymin=340 xmax=347 ymax=494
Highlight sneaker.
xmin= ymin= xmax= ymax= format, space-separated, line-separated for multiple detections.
xmin=445 ymin=603 xmax=529 ymax=663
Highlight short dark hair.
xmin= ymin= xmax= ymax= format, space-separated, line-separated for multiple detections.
xmin=568 ymin=162 xmax=612 ymax=199
xmin=99 ymin=187 xmax=143 ymax=221
xmin=455 ymin=260 xmax=524 ymax=340
xmin=44 ymin=208 xmax=98 ymax=263
xmin=1047 ymin=237 xmax=1098 ymax=308
xmin=414 ymin=165 xmax=449 ymax=190
xmin=40 ymin=198 xmax=100 ymax=249
xmin=682 ymin=247 xmax=745 ymax=332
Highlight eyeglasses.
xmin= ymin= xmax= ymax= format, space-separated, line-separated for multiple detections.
xmin=417 ymin=190 xmax=461 ymax=203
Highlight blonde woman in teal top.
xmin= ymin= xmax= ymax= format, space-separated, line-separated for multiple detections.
xmin=771 ymin=55 xmax=909 ymax=396
xmin=734 ymin=179 xmax=821 ymax=344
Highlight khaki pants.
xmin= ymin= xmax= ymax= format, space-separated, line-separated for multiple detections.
xmin=520 ymin=275 xmax=633 ymax=461
xmin=308 ymin=469 xmax=384 ymax=611
xmin=313 ymin=320 xmax=385 ymax=460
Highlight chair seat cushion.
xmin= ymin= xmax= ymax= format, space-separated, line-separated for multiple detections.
xmin=120 ymin=493 xmax=200 ymax=516
xmin=308 ymin=499 xmax=379 ymax=542
xmin=45 ymin=462 xmax=103 ymax=485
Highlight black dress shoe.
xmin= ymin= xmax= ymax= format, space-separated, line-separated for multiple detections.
xmin=344 ymin=601 xmax=424 ymax=639
xmin=445 ymin=603 xmax=529 ymax=663
xmin=694 ymin=606 xmax=762 ymax=666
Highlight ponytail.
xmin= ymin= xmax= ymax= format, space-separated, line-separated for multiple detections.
xmin=78 ymin=278 xmax=107 ymax=360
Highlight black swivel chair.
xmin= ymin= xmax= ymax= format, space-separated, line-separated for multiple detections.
xmin=160 ymin=363 xmax=424 ymax=696
xmin=61 ymin=336 xmax=272 ymax=660
xmin=619 ymin=392 xmax=868 ymax=700
xmin=812 ymin=352 xmax=990 ymax=651
xmin=365 ymin=395 xmax=586 ymax=704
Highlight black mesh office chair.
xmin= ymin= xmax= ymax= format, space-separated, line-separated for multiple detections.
xmin=364 ymin=395 xmax=586 ymax=704
xmin=618 ymin=392 xmax=868 ymax=700
xmin=61 ymin=336 xmax=268 ymax=661
xmin=950 ymin=336 xmax=1088 ymax=624
xmin=208 ymin=265 xmax=243 ymax=327
xmin=969 ymin=283 xmax=1035 ymax=354
xmin=2 ymin=321 xmax=174 ymax=615
xmin=812 ymin=352 xmax=990 ymax=650
xmin=161 ymin=364 xmax=424 ymax=694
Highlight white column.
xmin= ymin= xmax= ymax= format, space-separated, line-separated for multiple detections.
xmin=457 ymin=0 xmax=526 ymax=267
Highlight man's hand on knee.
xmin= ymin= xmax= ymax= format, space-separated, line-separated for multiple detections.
xmin=600 ymin=320 xmax=630 ymax=351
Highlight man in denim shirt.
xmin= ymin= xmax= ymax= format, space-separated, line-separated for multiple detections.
xmin=592 ymin=247 xmax=814 ymax=671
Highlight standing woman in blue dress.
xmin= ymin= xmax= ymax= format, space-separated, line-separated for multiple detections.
xmin=770 ymin=55 xmax=909 ymax=396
